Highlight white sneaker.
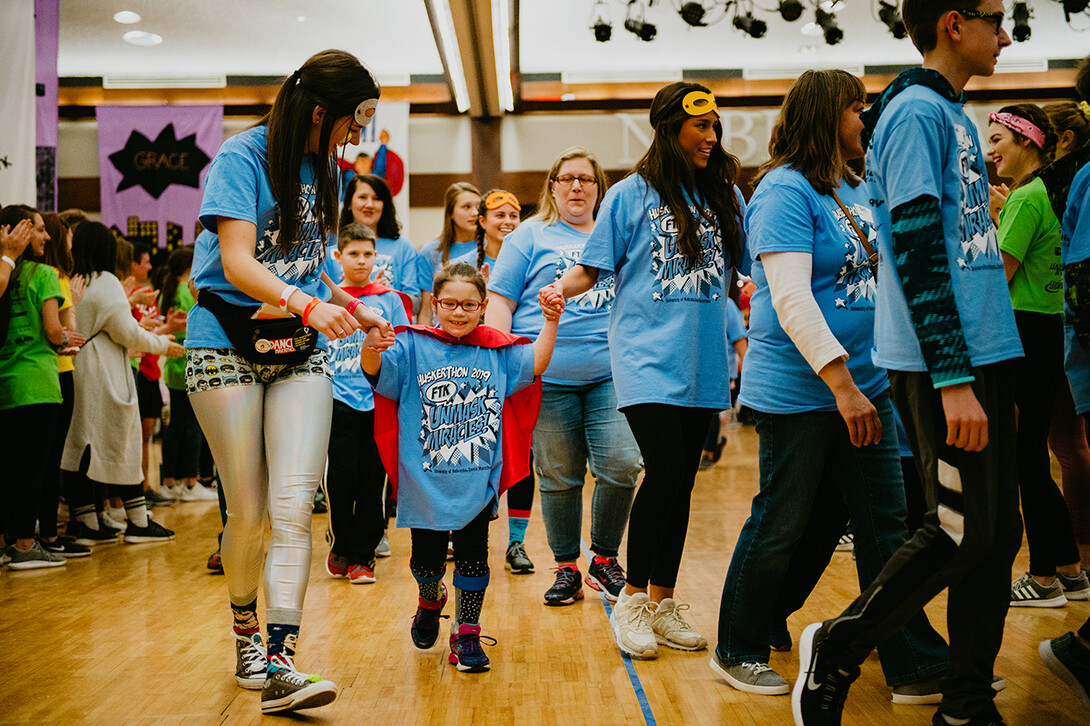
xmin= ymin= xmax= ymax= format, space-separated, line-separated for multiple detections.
xmin=375 ymin=532 xmax=391 ymax=558
xmin=180 ymin=484 xmax=219 ymax=502
xmin=651 ymin=598 xmax=707 ymax=651
xmin=610 ymin=591 xmax=658 ymax=659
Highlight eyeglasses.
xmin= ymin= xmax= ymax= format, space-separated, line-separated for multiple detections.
xmin=435 ymin=298 xmax=483 ymax=312
xmin=957 ymin=9 xmax=1004 ymax=34
xmin=553 ymin=175 xmax=598 ymax=188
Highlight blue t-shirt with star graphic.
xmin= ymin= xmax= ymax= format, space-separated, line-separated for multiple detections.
xmin=374 ymin=236 xmax=425 ymax=297
xmin=372 ymin=331 xmax=536 ymax=530
xmin=190 ymin=126 xmax=330 ymax=350
xmin=578 ymin=174 xmax=742 ymax=410
xmin=328 ymin=289 xmax=411 ymax=412
xmin=1062 ymin=163 xmax=1090 ymax=414
xmin=488 ymin=219 xmax=616 ymax=385
xmin=867 ymin=85 xmax=1020 ymax=373
xmin=740 ymin=166 xmax=887 ymax=414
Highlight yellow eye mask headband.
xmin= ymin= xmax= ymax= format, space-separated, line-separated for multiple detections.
xmin=484 ymin=191 xmax=521 ymax=211
xmin=682 ymin=91 xmax=718 ymax=117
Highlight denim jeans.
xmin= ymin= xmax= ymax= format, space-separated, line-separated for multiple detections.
xmin=716 ymin=391 xmax=949 ymax=686
xmin=532 ymin=379 xmax=642 ymax=563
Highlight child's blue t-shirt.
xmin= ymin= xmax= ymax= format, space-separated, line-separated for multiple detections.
xmin=372 ymin=332 xmax=536 ymax=530
xmin=488 ymin=219 xmax=615 ymax=386
xmin=329 ymin=290 xmax=411 ymax=412
xmin=189 ymin=126 xmax=330 ymax=350
xmin=419 ymin=239 xmax=478 ymax=282
xmin=578 ymin=174 xmax=740 ymax=409
xmin=1062 ymin=164 xmax=1090 ymax=414
xmin=375 ymin=236 xmax=423 ymax=296
xmin=866 ymin=86 xmax=1020 ymax=374
xmin=725 ymin=297 xmax=746 ymax=381
xmin=740 ymin=166 xmax=887 ymax=414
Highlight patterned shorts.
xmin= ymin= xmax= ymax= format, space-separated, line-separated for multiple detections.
xmin=185 ymin=347 xmax=330 ymax=394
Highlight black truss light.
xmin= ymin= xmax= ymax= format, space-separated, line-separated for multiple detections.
xmin=815 ymin=7 xmax=843 ymax=44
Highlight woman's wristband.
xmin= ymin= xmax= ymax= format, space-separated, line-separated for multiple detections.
xmin=1 ymin=255 xmax=15 ymax=270
xmin=345 ymin=299 xmax=361 ymax=316
xmin=302 ymin=297 xmax=322 ymax=327
xmin=279 ymin=284 xmax=299 ymax=312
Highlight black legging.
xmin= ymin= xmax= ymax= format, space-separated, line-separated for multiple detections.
xmin=622 ymin=404 xmax=714 ymax=589
xmin=1015 ymin=310 xmax=1079 ymax=576
xmin=506 ymin=454 xmax=534 ymax=513
xmin=162 ymin=387 xmax=202 ymax=479
xmin=38 ymin=371 xmax=73 ymax=539
xmin=410 ymin=505 xmax=491 ymax=624
xmin=1 ymin=403 xmax=59 ymax=540
xmin=326 ymin=401 xmax=386 ymax=564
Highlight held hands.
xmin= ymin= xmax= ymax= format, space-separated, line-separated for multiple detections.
xmin=1 ymin=219 xmax=33 ymax=260
xmin=538 ymin=282 xmax=565 ymax=313
xmin=540 ymin=294 xmax=565 ymax=321
xmin=308 ymin=301 xmax=363 ymax=341
xmin=940 ymin=382 xmax=988 ymax=452
xmin=362 ymin=325 xmax=396 ymax=353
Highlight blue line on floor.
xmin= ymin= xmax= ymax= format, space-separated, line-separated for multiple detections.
xmin=581 ymin=539 xmax=657 ymax=726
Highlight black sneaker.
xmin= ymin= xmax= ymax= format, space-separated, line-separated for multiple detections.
xmin=39 ymin=536 xmax=91 ymax=558
xmin=586 ymin=557 xmax=626 ymax=602
xmin=144 ymin=487 xmax=176 ymax=507
xmin=1041 ymin=632 xmax=1090 ymax=710
xmin=792 ymin=623 xmax=859 ymax=726
xmin=261 ymin=654 xmax=338 ymax=713
xmin=123 ymin=519 xmax=176 ymax=544
xmin=930 ymin=702 xmax=1006 ymax=726
xmin=770 ymin=618 xmax=792 ymax=652
xmin=67 ymin=520 xmax=120 ymax=547
xmin=411 ymin=583 xmax=449 ymax=649
xmin=544 ymin=566 xmax=584 ymax=606
xmin=505 ymin=541 xmax=534 ymax=574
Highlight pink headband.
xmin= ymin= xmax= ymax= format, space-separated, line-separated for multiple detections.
xmin=989 ymin=111 xmax=1045 ymax=149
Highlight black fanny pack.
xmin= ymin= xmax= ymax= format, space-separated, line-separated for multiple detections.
xmin=197 ymin=290 xmax=319 ymax=366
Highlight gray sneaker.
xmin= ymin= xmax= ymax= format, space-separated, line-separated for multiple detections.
xmin=261 ymin=654 xmax=338 ymax=713
xmin=1011 ymin=573 xmax=1067 ymax=607
xmin=375 ymin=532 xmax=391 ymax=558
xmin=235 ymin=631 xmax=267 ymax=689
xmin=1059 ymin=571 xmax=1090 ymax=601
xmin=709 ymin=652 xmax=789 ymax=695
xmin=6 ymin=541 xmax=66 ymax=571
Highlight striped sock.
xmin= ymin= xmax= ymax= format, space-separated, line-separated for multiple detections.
xmin=123 ymin=497 xmax=149 ymax=527
xmin=74 ymin=505 xmax=99 ymax=529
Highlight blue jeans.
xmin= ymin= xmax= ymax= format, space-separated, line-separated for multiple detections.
xmin=715 ymin=392 xmax=948 ymax=686
xmin=532 ymin=379 xmax=642 ymax=563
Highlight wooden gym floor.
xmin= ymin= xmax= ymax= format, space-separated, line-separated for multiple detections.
xmin=2 ymin=423 xmax=1087 ymax=725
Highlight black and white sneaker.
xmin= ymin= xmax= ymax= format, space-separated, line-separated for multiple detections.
xmin=261 ymin=654 xmax=338 ymax=713
xmin=543 ymin=566 xmax=584 ymax=606
xmin=586 ymin=557 xmax=626 ymax=602
xmin=234 ymin=631 xmax=267 ymax=690
xmin=67 ymin=521 xmax=120 ymax=547
xmin=39 ymin=536 xmax=91 ymax=558
xmin=123 ymin=519 xmax=176 ymax=544
xmin=505 ymin=541 xmax=534 ymax=574
xmin=792 ymin=623 xmax=859 ymax=726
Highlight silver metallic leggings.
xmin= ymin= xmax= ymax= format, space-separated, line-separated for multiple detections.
xmin=190 ymin=366 xmax=332 ymax=627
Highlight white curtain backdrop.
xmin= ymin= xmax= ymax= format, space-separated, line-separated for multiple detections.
xmin=0 ymin=0 xmax=37 ymax=206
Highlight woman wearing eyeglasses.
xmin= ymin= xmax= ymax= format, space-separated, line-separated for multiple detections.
xmin=540 ymin=84 xmax=743 ymax=658
xmin=488 ymin=147 xmax=642 ymax=606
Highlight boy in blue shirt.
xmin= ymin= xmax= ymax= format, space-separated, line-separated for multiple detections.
xmin=793 ymin=2 xmax=1020 ymax=725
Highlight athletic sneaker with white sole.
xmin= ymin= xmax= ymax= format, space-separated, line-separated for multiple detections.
xmin=651 ymin=598 xmax=707 ymax=651
xmin=261 ymin=654 xmax=338 ymax=713
xmin=1010 ymin=573 xmax=1067 ymax=607
xmin=235 ymin=631 xmax=267 ymax=689
xmin=4 ymin=541 xmax=66 ymax=570
xmin=1040 ymin=632 xmax=1090 ymax=710
xmin=709 ymin=652 xmax=789 ymax=695
xmin=610 ymin=591 xmax=657 ymax=659
xmin=1058 ymin=571 xmax=1090 ymax=601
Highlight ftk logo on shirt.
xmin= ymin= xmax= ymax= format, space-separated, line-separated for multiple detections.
xmin=418 ymin=367 xmax=502 ymax=473
xmin=647 ymin=204 xmax=724 ymax=303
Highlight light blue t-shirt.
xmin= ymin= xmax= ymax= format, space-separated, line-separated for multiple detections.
xmin=488 ymin=219 xmax=615 ymax=386
xmin=725 ymin=297 xmax=746 ymax=381
xmin=740 ymin=166 xmax=887 ymax=414
xmin=579 ymin=174 xmax=741 ymax=409
xmin=1062 ymin=163 xmax=1090 ymax=414
xmin=329 ymin=289 xmax=410 ymax=411
xmin=419 ymin=239 xmax=478 ymax=282
xmin=189 ymin=126 xmax=331 ymax=350
xmin=866 ymin=86 xmax=1020 ymax=374
xmin=452 ymin=248 xmax=495 ymax=273
xmin=372 ymin=331 xmax=536 ymax=530
xmin=374 ymin=236 xmax=423 ymax=296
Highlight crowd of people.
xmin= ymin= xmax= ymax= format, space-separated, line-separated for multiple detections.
xmin=4 ymin=2 xmax=1090 ymax=724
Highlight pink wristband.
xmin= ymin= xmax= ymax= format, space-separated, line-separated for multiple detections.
xmin=346 ymin=299 xmax=361 ymax=316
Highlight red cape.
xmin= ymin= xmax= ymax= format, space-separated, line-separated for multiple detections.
xmin=342 ymin=283 xmax=413 ymax=321
xmin=372 ymin=325 xmax=543 ymax=502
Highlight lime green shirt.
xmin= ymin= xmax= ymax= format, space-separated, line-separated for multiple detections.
xmin=0 ymin=262 xmax=64 ymax=410
xmin=998 ymin=176 xmax=1063 ymax=314
xmin=162 ymin=283 xmax=195 ymax=391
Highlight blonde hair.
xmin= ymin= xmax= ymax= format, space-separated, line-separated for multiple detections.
xmin=531 ymin=147 xmax=609 ymax=225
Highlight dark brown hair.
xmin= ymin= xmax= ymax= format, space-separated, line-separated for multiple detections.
xmin=40 ymin=212 xmax=73 ymax=276
xmin=337 ymin=221 xmax=377 ymax=252
xmin=993 ymin=103 xmax=1056 ymax=187
xmin=339 ymin=174 xmax=400 ymax=238
xmin=433 ymin=261 xmax=487 ymax=300
xmin=903 ymin=0 xmax=981 ymax=52
xmin=756 ymin=69 xmax=867 ymax=195
xmin=159 ymin=246 xmax=194 ymax=314
xmin=633 ymin=82 xmax=743 ymax=268
xmin=1043 ymin=102 xmax=1090 ymax=155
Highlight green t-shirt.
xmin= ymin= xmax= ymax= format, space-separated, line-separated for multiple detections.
xmin=0 ymin=261 xmax=64 ymax=410
xmin=162 ymin=282 xmax=195 ymax=391
xmin=998 ymin=176 xmax=1063 ymax=314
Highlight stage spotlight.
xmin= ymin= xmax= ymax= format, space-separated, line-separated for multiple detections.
xmin=1063 ymin=0 xmax=1089 ymax=18
xmin=590 ymin=0 xmax=612 ymax=41
xmin=679 ymin=1 xmax=709 ymax=26
xmin=878 ymin=1 xmax=907 ymax=38
xmin=1011 ymin=2 xmax=1031 ymax=41
xmin=778 ymin=0 xmax=804 ymax=21
xmin=625 ymin=1 xmax=657 ymax=41
xmin=733 ymin=12 xmax=768 ymax=37
xmin=815 ymin=8 xmax=843 ymax=44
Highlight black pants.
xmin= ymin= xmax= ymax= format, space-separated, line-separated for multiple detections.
xmin=410 ymin=504 xmax=491 ymax=578
xmin=1 ymin=403 xmax=59 ymax=540
xmin=1014 ymin=310 xmax=1079 ymax=575
xmin=622 ymin=404 xmax=713 ymax=589
xmin=326 ymin=400 xmax=387 ymax=565
xmin=506 ymin=454 xmax=534 ymax=514
xmin=162 ymin=387 xmax=202 ymax=479
xmin=38 ymin=372 xmax=73 ymax=539
xmin=823 ymin=363 xmax=1021 ymax=719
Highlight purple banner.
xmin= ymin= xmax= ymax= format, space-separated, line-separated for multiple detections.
xmin=35 ymin=0 xmax=58 ymax=210
xmin=97 ymin=105 xmax=223 ymax=249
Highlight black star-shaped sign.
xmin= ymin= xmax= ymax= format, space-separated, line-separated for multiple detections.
xmin=108 ymin=124 xmax=211 ymax=199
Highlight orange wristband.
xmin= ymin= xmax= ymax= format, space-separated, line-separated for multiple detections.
xmin=302 ymin=297 xmax=322 ymax=327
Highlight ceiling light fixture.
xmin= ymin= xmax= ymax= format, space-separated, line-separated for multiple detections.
xmin=1011 ymin=1 xmax=1032 ymax=41
xmin=814 ymin=7 xmax=843 ymax=44
xmin=877 ymin=1 xmax=907 ymax=38
xmin=427 ymin=0 xmax=471 ymax=113
xmin=733 ymin=12 xmax=768 ymax=37
xmin=1061 ymin=0 xmax=1090 ymax=18
xmin=113 ymin=10 xmax=141 ymax=24
xmin=590 ymin=0 xmax=612 ymax=40
xmin=624 ymin=1 xmax=657 ymax=41
xmin=122 ymin=30 xmax=162 ymax=46
xmin=492 ymin=0 xmax=515 ymax=112
xmin=778 ymin=0 xmax=804 ymax=21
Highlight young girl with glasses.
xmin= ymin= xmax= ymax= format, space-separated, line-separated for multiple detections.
xmin=362 ymin=262 xmax=559 ymax=672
